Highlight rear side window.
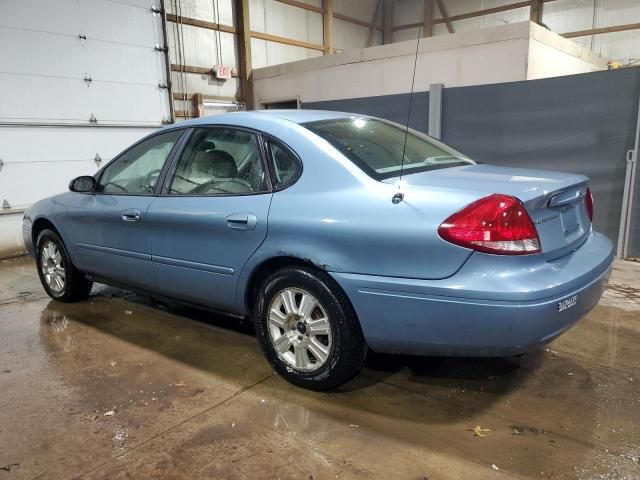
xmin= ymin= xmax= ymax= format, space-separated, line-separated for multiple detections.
xmin=302 ymin=117 xmax=474 ymax=180
xmin=266 ymin=140 xmax=302 ymax=190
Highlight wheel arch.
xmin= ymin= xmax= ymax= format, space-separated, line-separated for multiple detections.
xmin=244 ymin=255 xmax=315 ymax=315
xmin=243 ymin=255 xmax=361 ymax=331
xmin=31 ymin=217 xmax=62 ymax=248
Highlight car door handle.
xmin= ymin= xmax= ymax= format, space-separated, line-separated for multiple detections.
xmin=121 ymin=209 xmax=141 ymax=222
xmin=225 ymin=213 xmax=257 ymax=231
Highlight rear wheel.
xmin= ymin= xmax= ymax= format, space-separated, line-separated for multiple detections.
xmin=254 ymin=266 xmax=367 ymax=391
xmin=36 ymin=229 xmax=93 ymax=302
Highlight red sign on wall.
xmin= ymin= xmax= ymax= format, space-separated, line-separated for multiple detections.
xmin=214 ymin=64 xmax=232 ymax=80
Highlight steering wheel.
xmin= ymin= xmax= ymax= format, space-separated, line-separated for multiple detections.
xmin=143 ymin=169 xmax=163 ymax=192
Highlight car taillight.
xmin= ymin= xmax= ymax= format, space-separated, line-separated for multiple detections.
xmin=438 ymin=194 xmax=541 ymax=255
xmin=585 ymin=187 xmax=594 ymax=222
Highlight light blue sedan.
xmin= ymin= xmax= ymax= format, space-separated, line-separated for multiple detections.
xmin=23 ymin=110 xmax=614 ymax=390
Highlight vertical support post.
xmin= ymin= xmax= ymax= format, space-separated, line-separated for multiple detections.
xmin=423 ymin=0 xmax=434 ymax=38
xmin=367 ymin=0 xmax=384 ymax=47
xmin=428 ymin=83 xmax=443 ymax=139
xmin=617 ymin=96 xmax=640 ymax=258
xmin=530 ymin=0 xmax=543 ymax=25
xmin=192 ymin=93 xmax=204 ymax=117
xmin=323 ymin=0 xmax=334 ymax=54
xmin=383 ymin=0 xmax=393 ymax=45
xmin=234 ymin=0 xmax=253 ymax=110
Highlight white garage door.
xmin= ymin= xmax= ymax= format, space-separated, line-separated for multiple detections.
xmin=0 ymin=0 xmax=172 ymax=257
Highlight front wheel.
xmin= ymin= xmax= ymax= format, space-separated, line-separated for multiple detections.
xmin=254 ymin=266 xmax=367 ymax=391
xmin=36 ymin=229 xmax=93 ymax=302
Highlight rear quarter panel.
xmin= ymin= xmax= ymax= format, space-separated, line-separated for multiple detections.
xmin=235 ymin=119 xmax=481 ymax=311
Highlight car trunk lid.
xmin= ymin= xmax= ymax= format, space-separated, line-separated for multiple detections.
xmin=385 ymin=164 xmax=591 ymax=260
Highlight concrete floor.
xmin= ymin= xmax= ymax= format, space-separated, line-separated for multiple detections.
xmin=0 ymin=257 xmax=639 ymax=480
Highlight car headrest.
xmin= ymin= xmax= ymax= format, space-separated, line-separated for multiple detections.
xmin=200 ymin=150 xmax=237 ymax=178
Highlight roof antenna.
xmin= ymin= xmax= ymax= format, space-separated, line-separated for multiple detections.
xmin=392 ymin=24 xmax=423 ymax=205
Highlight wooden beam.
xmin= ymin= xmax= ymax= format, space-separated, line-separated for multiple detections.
xmin=167 ymin=12 xmax=324 ymax=52
xmin=192 ymin=93 xmax=204 ymax=117
xmin=562 ymin=22 xmax=640 ymax=38
xmin=273 ymin=0 xmax=323 ymax=13
xmin=383 ymin=0 xmax=394 ymax=44
xmin=170 ymin=64 xmax=240 ymax=77
xmin=530 ymin=0 xmax=543 ymax=24
xmin=435 ymin=0 xmax=454 ymax=33
xmin=423 ymin=0 xmax=434 ymax=37
xmin=367 ymin=0 xmax=384 ymax=47
xmin=395 ymin=0 xmax=557 ymax=31
xmin=175 ymin=109 xmax=194 ymax=119
xmin=173 ymin=92 xmax=240 ymax=102
xmin=171 ymin=64 xmax=211 ymax=75
xmin=334 ymin=12 xmax=380 ymax=30
xmin=251 ymin=31 xmax=325 ymax=51
xmin=234 ymin=0 xmax=253 ymax=110
xmin=166 ymin=13 xmax=236 ymax=34
xmin=323 ymin=0 xmax=334 ymax=54
xmin=274 ymin=0 xmax=381 ymax=31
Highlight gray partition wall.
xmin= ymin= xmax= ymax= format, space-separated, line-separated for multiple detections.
xmin=304 ymin=68 xmax=640 ymax=252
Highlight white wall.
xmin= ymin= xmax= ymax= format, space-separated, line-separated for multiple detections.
xmin=168 ymin=0 xmax=382 ymax=117
xmin=527 ymin=22 xmax=606 ymax=79
xmin=392 ymin=0 xmax=640 ymax=64
xmin=252 ymin=21 xmax=605 ymax=106
xmin=0 ymin=0 xmax=170 ymax=257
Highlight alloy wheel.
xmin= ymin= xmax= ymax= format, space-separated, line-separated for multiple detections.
xmin=267 ymin=288 xmax=332 ymax=372
xmin=40 ymin=240 xmax=66 ymax=294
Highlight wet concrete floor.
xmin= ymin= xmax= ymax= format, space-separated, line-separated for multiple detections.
xmin=0 ymin=255 xmax=639 ymax=479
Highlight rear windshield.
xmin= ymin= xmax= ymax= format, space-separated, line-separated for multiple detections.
xmin=303 ymin=117 xmax=475 ymax=180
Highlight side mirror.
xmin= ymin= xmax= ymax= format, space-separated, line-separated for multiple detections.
xmin=69 ymin=176 xmax=96 ymax=193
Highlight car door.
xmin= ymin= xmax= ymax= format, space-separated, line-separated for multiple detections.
xmin=66 ymin=129 xmax=185 ymax=288
xmin=146 ymin=126 xmax=273 ymax=312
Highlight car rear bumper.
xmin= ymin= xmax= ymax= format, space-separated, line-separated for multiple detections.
xmin=331 ymin=231 xmax=613 ymax=357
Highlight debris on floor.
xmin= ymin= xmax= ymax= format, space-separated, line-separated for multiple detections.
xmin=84 ymin=411 xmax=100 ymax=422
xmin=468 ymin=425 xmax=491 ymax=438
xmin=510 ymin=425 xmax=545 ymax=436
xmin=0 ymin=463 xmax=20 ymax=472
xmin=113 ymin=428 xmax=128 ymax=451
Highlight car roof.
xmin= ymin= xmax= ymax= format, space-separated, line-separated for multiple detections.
xmin=168 ymin=109 xmax=357 ymax=129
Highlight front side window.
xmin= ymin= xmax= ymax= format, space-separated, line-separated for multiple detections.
xmin=302 ymin=117 xmax=475 ymax=180
xmin=169 ymin=128 xmax=268 ymax=195
xmin=98 ymin=130 xmax=183 ymax=194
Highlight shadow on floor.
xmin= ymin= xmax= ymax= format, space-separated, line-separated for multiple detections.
xmin=37 ymin=286 xmax=577 ymax=427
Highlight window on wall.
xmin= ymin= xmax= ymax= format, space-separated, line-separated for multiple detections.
xmin=98 ymin=129 xmax=183 ymax=194
xmin=169 ymin=128 xmax=269 ymax=195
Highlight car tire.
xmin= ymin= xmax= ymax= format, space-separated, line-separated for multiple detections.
xmin=36 ymin=229 xmax=93 ymax=302
xmin=254 ymin=265 xmax=367 ymax=391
